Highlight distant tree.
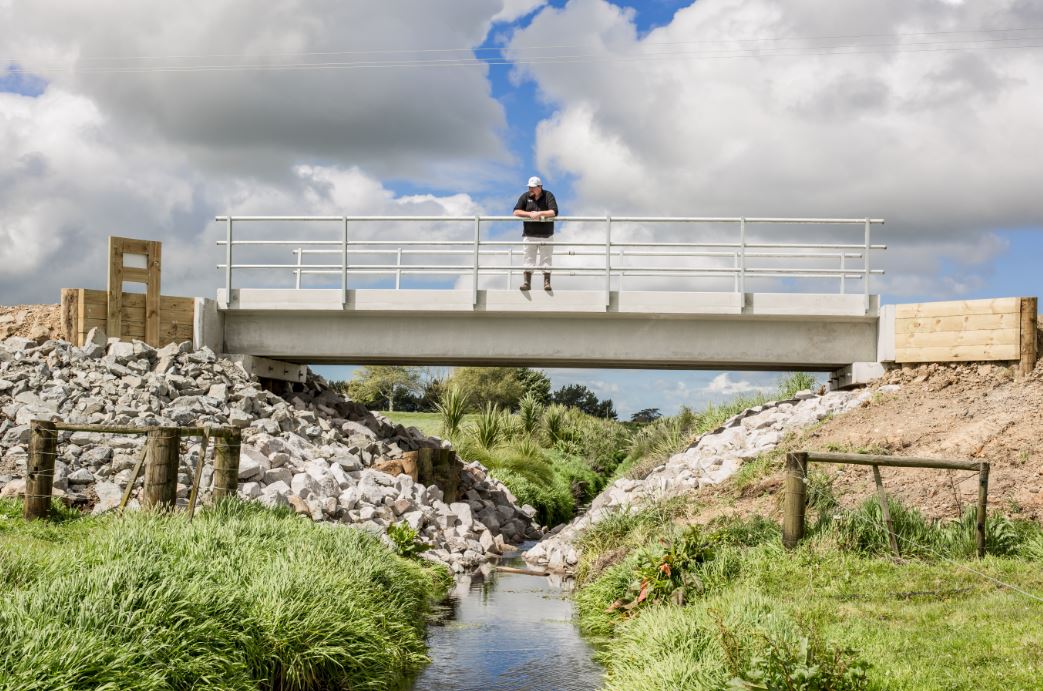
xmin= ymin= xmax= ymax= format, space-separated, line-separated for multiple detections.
xmin=345 ymin=366 xmax=423 ymax=412
xmin=416 ymin=374 xmax=446 ymax=412
xmin=449 ymin=367 xmax=526 ymax=411
xmin=551 ymin=384 xmax=617 ymax=419
xmin=514 ymin=368 xmax=552 ymax=405
xmin=630 ymin=408 xmax=662 ymax=424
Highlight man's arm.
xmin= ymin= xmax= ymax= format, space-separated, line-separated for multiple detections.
xmin=513 ymin=193 xmax=538 ymax=219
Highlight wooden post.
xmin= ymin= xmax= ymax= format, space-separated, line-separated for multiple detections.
xmin=107 ymin=236 xmax=124 ymax=341
xmin=144 ymin=240 xmax=162 ymax=346
xmin=416 ymin=447 xmax=435 ymax=486
xmin=871 ymin=465 xmax=901 ymax=557
xmin=212 ymin=429 xmax=241 ymax=501
xmin=186 ymin=433 xmax=211 ymax=520
xmin=24 ymin=420 xmax=58 ymax=520
xmin=60 ymin=289 xmax=78 ymax=345
xmin=977 ymin=462 xmax=990 ymax=559
xmin=1019 ymin=297 xmax=1038 ymax=377
xmin=782 ymin=452 xmax=808 ymax=549
xmin=142 ymin=427 xmax=179 ymax=510
xmin=117 ymin=443 xmax=149 ymax=512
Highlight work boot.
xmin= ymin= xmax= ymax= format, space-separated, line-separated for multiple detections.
xmin=543 ymin=273 xmax=552 ymax=290
xmin=520 ymin=271 xmax=532 ymax=291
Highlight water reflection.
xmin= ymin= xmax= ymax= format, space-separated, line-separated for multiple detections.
xmin=410 ymin=550 xmax=603 ymax=691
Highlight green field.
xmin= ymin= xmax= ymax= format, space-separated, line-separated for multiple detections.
xmin=383 ymin=410 xmax=473 ymax=438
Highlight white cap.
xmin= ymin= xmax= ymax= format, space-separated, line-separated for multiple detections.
xmin=527 ymin=176 xmax=542 ymax=187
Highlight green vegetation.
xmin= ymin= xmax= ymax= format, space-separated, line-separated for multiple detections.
xmin=574 ymin=496 xmax=1043 ymax=690
xmin=615 ymin=373 xmax=820 ymax=481
xmin=0 ymin=499 xmax=451 ymax=691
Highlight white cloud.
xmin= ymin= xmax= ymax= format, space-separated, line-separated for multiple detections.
xmin=507 ymin=0 xmax=1043 ymax=299
xmin=0 ymin=0 xmax=513 ymax=184
xmin=704 ymin=373 xmax=774 ymax=395
xmin=493 ymin=0 xmax=547 ymax=24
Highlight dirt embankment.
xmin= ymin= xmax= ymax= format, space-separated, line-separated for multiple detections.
xmin=705 ymin=360 xmax=1043 ymax=523
xmin=0 ymin=304 xmax=63 ymax=341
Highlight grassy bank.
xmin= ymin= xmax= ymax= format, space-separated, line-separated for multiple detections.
xmin=572 ymin=497 xmax=1043 ymax=690
xmin=0 ymin=499 xmax=451 ymax=691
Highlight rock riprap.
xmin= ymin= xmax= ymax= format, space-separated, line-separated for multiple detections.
xmin=0 ymin=333 xmax=540 ymax=572
xmin=524 ymin=387 xmax=896 ymax=572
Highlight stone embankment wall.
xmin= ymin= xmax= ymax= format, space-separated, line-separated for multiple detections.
xmin=0 ymin=332 xmax=539 ymax=573
xmin=525 ymin=387 xmax=893 ymax=571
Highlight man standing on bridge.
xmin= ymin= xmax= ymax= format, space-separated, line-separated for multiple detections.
xmin=513 ymin=176 xmax=558 ymax=291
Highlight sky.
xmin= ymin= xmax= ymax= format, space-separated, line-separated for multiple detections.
xmin=2 ymin=0 xmax=1042 ymax=417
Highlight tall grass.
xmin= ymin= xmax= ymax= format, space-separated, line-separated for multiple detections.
xmin=0 ymin=499 xmax=449 ymax=691
xmin=518 ymin=393 xmax=544 ymax=435
xmin=434 ymin=385 xmax=469 ymax=440
xmin=574 ymin=497 xmax=1043 ymax=690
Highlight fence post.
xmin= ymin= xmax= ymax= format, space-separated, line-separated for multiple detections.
xmin=395 ymin=247 xmax=402 ymax=289
xmin=863 ymin=218 xmax=871 ymax=314
xmin=294 ymin=248 xmax=302 ymax=289
xmin=225 ymin=217 xmax=233 ymax=304
xmin=471 ymin=216 xmax=481 ymax=307
xmin=142 ymin=427 xmax=180 ymax=510
xmin=871 ymin=464 xmax=900 ymax=557
xmin=342 ymin=217 xmax=349 ymax=306
xmin=1019 ymin=297 xmax=1038 ymax=377
xmin=604 ymin=216 xmax=612 ymax=309
xmin=977 ymin=462 xmax=990 ymax=559
xmin=212 ymin=429 xmax=242 ymax=501
xmin=783 ymin=452 xmax=808 ymax=549
xmin=739 ymin=217 xmax=746 ymax=295
xmin=25 ymin=420 xmax=58 ymax=520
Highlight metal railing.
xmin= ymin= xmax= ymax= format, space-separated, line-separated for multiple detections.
xmin=215 ymin=215 xmax=886 ymax=311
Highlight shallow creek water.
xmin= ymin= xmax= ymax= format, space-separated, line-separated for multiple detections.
xmin=409 ymin=545 xmax=603 ymax=691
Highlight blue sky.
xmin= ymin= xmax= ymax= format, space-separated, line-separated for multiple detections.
xmin=2 ymin=1 xmax=1041 ymax=419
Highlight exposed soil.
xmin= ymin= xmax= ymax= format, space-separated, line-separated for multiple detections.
xmin=0 ymin=304 xmax=63 ymax=341
xmin=696 ymin=358 xmax=1043 ymax=525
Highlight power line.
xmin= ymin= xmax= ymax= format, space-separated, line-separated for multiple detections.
xmin=6 ymin=25 xmax=1043 ymax=64
xmin=6 ymin=37 xmax=1043 ymax=76
xmin=8 ymin=26 xmax=1043 ymax=72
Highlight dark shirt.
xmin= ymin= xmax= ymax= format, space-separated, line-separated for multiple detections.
xmin=514 ymin=189 xmax=558 ymax=237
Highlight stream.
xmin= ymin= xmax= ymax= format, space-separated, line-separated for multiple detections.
xmin=409 ymin=545 xmax=603 ymax=690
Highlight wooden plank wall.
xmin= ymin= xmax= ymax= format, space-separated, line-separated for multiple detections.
xmin=61 ymin=288 xmax=194 ymax=347
xmin=895 ymin=297 xmax=1032 ymax=363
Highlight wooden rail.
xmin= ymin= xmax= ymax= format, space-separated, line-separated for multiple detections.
xmin=783 ymin=451 xmax=990 ymax=558
xmin=23 ymin=420 xmax=240 ymax=520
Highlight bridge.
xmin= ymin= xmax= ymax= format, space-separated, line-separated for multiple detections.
xmin=193 ymin=214 xmax=890 ymax=376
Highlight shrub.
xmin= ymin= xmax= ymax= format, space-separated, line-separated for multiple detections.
xmin=434 ymin=385 xmax=470 ymax=440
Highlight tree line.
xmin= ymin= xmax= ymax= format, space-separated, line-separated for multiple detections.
xmin=333 ymin=366 xmax=640 ymax=420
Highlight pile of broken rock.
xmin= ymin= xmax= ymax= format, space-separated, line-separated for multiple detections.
xmin=0 ymin=330 xmax=540 ymax=572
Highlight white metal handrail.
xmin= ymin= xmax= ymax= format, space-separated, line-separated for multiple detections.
xmin=215 ymin=215 xmax=885 ymax=312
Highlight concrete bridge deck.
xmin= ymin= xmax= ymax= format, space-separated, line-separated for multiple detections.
xmin=202 ymin=288 xmax=881 ymax=370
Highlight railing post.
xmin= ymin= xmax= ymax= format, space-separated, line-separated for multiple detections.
xmin=840 ymin=252 xmax=846 ymax=294
xmin=783 ymin=452 xmax=808 ymax=549
xmin=733 ymin=252 xmax=739 ymax=292
xmin=294 ymin=248 xmax=302 ymax=289
xmin=864 ymin=218 xmax=871 ymax=314
xmin=342 ymin=217 xmax=349 ymax=306
xmin=25 ymin=420 xmax=57 ymax=520
xmin=506 ymin=248 xmax=512 ymax=289
xmin=395 ymin=247 xmax=402 ymax=290
xmin=977 ymin=462 xmax=990 ymax=558
xmin=604 ymin=216 xmax=612 ymax=309
xmin=739 ymin=217 xmax=746 ymax=295
xmin=472 ymin=216 xmax=480 ymax=307
xmin=225 ymin=217 xmax=233 ymax=305
xmin=142 ymin=427 xmax=180 ymax=510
